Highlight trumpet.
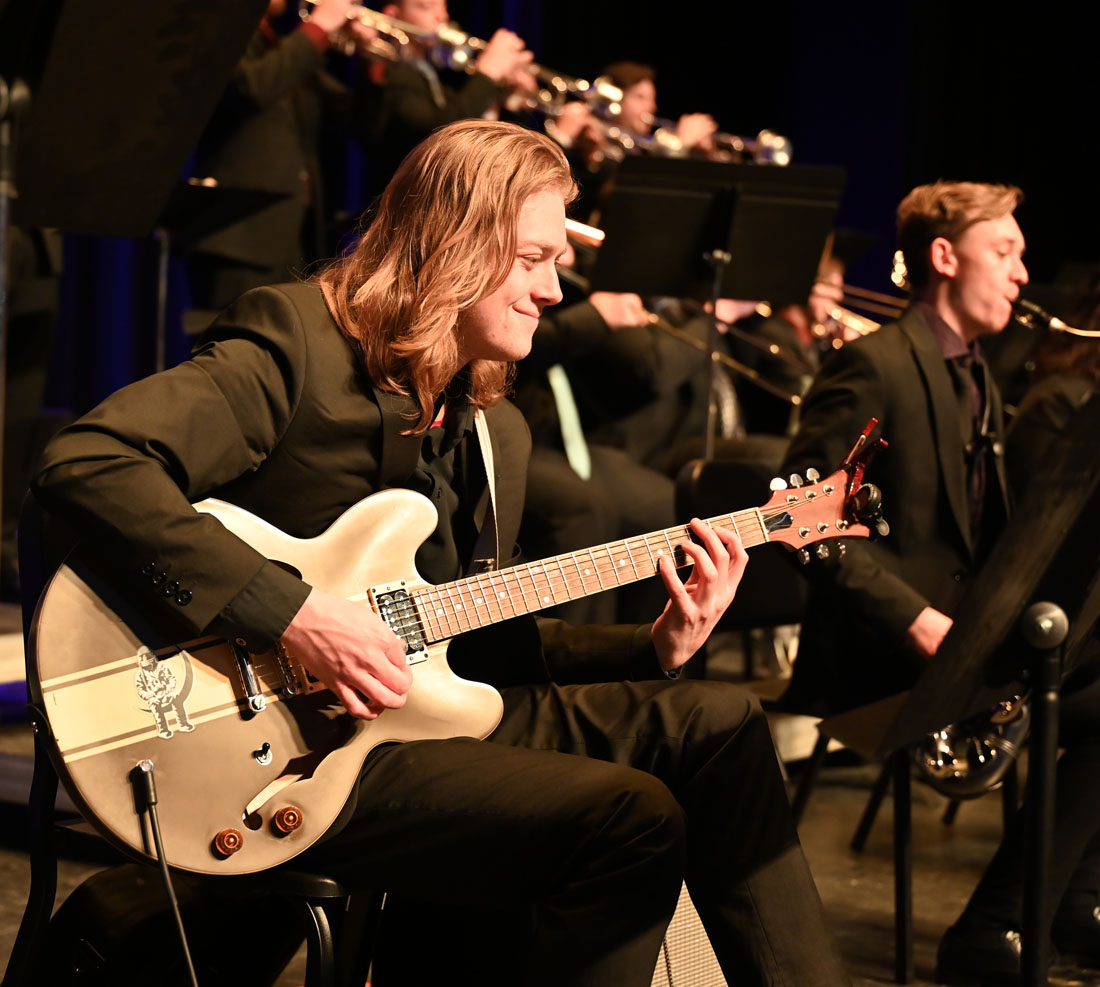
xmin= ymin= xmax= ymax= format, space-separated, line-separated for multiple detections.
xmin=300 ymin=0 xmax=623 ymax=116
xmin=603 ymin=113 xmax=792 ymax=165
xmin=711 ymin=128 xmax=792 ymax=166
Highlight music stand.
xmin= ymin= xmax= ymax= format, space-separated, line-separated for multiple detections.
xmin=823 ymin=392 xmax=1100 ymax=986
xmin=0 ymin=0 xmax=267 ymax=577
xmin=588 ymin=156 xmax=844 ymax=457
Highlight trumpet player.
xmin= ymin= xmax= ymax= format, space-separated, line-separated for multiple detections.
xmin=368 ymin=0 xmax=538 ymax=194
xmin=186 ymin=0 xmax=381 ymax=314
xmin=602 ymin=61 xmax=718 ymax=156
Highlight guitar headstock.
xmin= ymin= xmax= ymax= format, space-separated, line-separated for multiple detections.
xmin=762 ymin=418 xmax=889 ymax=563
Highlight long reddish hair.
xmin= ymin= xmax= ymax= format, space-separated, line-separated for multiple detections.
xmin=318 ymin=119 xmax=576 ymax=432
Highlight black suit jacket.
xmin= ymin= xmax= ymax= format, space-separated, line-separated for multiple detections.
xmin=779 ymin=305 xmax=1011 ymax=714
xmin=192 ymin=28 xmax=380 ymax=271
xmin=33 ymin=283 xmax=660 ymax=687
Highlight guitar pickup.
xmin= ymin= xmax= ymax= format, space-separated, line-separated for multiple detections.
xmin=369 ymin=583 xmax=429 ymax=664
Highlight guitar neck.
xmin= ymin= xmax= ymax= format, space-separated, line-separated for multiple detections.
xmin=411 ymin=508 xmax=772 ymax=643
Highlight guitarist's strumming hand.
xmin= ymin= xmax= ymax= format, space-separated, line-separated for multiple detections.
xmin=651 ymin=519 xmax=748 ymax=674
xmin=280 ymin=589 xmax=413 ymax=720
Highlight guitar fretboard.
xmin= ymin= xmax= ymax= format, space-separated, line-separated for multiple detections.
xmin=410 ymin=508 xmax=771 ymax=644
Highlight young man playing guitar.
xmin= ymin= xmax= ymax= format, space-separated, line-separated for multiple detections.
xmin=32 ymin=120 xmax=849 ymax=986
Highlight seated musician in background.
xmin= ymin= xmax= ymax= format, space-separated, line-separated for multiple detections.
xmin=779 ymin=180 xmax=1100 ymax=984
xmin=31 ymin=120 xmax=849 ymax=987
xmin=365 ymin=0 xmax=536 ymax=195
xmin=514 ymin=282 xmax=680 ymax=625
xmin=186 ymin=0 xmax=380 ymax=317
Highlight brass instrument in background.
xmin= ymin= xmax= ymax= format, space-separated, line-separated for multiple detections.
xmin=811 ymin=283 xmax=907 ymax=348
xmin=300 ymin=0 xmax=623 ymax=117
xmin=603 ymin=113 xmax=793 ymax=166
xmin=913 ymin=695 xmax=1030 ymax=799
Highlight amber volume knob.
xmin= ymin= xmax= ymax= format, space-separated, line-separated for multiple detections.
xmin=213 ymin=828 xmax=244 ymax=857
xmin=273 ymin=805 xmax=304 ymax=834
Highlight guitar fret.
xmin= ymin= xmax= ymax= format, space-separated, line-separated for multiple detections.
xmin=662 ymin=528 xmax=676 ymax=564
xmin=585 ymin=547 xmax=605 ymax=590
xmin=443 ymin=583 xmax=471 ymax=634
xmin=419 ymin=587 xmax=448 ymax=639
xmin=530 ymin=562 xmax=557 ymax=607
xmin=463 ymin=575 xmax=493 ymax=629
xmin=623 ymin=539 xmax=640 ymax=581
xmin=639 ymin=533 xmax=658 ymax=578
xmin=570 ymin=551 xmax=593 ymax=597
xmin=552 ymin=556 xmax=574 ymax=601
xmin=513 ymin=564 xmax=538 ymax=614
xmin=498 ymin=570 xmax=520 ymax=618
xmin=478 ymin=571 xmax=508 ymax=623
xmin=751 ymin=508 xmax=769 ymax=545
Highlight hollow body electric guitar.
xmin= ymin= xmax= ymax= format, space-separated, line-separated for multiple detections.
xmin=30 ymin=425 xmax=886 ymax=876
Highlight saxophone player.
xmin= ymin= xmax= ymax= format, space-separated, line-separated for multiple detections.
xmin=779 ymin=181 xmax=1100 ymax=984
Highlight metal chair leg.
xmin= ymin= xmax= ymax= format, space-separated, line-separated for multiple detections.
xmin=892 ymin=749 xmax=913 ymax=985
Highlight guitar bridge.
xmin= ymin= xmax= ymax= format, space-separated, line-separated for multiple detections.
xmin=369 ymin=583 xmax=429 ymax=664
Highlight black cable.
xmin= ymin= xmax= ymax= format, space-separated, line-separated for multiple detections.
xmin=131 ymin=761 xmax=200 ymax=987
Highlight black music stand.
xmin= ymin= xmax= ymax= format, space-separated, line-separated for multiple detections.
xmin=823 ymin=392 xmax=1100 ymax=986
xmin=0 ymin=0 xmax=267 ymax=577
xmin=588 ymin=156 xmax=844 ymax=457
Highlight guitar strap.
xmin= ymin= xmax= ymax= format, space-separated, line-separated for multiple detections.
xmin=469 ymin=408 xmax=500 ymax=573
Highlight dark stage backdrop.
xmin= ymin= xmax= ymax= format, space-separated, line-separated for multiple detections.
xmin=37 ymin=1 xmax=1100 ymax=417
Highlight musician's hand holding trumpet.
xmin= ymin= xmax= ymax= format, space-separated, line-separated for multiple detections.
xmin=474 ymin=27 xmax=536 ymax=91
xmin=300 ymin=0 xmax=379 ymax=55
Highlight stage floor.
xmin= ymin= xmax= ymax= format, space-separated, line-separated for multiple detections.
xmin=2 ymin=618 xmax=1097 ymax=986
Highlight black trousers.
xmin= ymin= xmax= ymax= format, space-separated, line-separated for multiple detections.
xmin=959 ymin=671 xmax=1100 ymax=932
xmin=299 ymin=679 xmax=849 ymax=987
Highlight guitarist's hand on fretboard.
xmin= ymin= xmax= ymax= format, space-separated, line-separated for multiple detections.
xmin=651 ymin=520 xmax=748 ymax=675
xmin=281 ymin=589 xmax=413 ymax=719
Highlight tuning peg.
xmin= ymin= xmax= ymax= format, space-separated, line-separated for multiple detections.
xmin=796 ymin=548 xmax=811 ymax=565
xmin=815 ymin=543 xmax=830 ymax=559
xmin=788 ymin=474 xmax=804 ymax=488
xmin=769 ymin=477 xmax=788 ymax=491
xmin=836 ymin=542 xmax=847 ymax=558
xmin=805 ymin=468 xmax=820 ymax=483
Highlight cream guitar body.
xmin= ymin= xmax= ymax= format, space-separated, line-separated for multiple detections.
xmin=30 ymin=490 xmax=503 ymax=875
